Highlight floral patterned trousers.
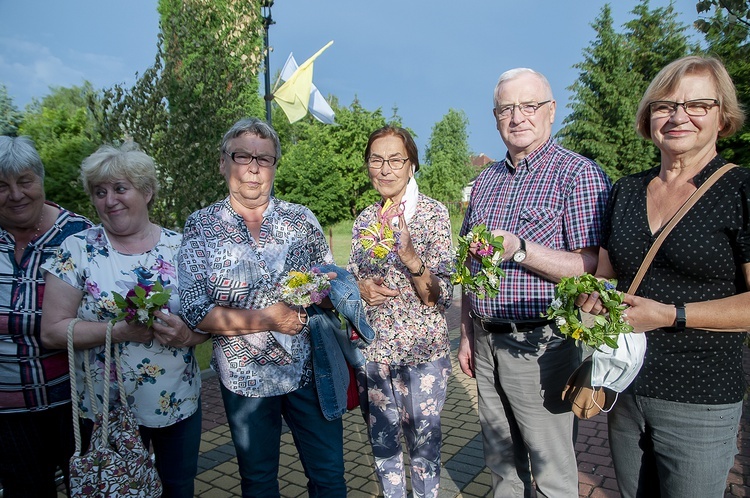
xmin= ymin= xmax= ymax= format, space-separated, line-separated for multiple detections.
xmin=357 ymin=356 xmax=451 ymax=498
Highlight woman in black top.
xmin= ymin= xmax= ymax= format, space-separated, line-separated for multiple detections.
xmin=579 ymin=56 xmax=748 ymax=497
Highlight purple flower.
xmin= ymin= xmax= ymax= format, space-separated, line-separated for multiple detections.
xmin=151 ymin=256 xmax=176 ymax=278
xmin=86 ymin=280 xmax=101 ymax=299
xmin=604 ymin=281 xmax=616 ymax=291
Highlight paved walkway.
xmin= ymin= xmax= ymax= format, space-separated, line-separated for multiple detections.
xmin=194 ymin=295 xmax=750 ymax=498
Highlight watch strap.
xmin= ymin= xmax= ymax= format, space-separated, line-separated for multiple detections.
xmin=410 ymin=261 xmax=426 ymax=277
xmin=674 ymin=303 xmax=686 ymax=332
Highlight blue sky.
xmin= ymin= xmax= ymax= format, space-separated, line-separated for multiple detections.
xmin=0 ymin=0 xmax=705 ymax=161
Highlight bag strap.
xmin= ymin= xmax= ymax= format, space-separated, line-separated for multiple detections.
xmin=626 ymin=163 xmax=737 ymax=294
xmin=67 ymin=318 xmax=83 ymax=455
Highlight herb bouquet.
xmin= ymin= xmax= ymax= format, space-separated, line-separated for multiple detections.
xmin=112 ymin=281 xmax=171 ymax=327
xmin=451 ymin=224 xmax=505 ymax=299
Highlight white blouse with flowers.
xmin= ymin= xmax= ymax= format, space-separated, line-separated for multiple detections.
xmin=42 ymin=226 xmax=200 ymax=428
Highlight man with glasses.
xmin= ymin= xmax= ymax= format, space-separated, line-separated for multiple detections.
xmin=458 ymin=68 xmax=611 ymax=497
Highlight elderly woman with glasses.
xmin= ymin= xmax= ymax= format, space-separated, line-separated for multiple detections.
xmin=177 ymin=117 xmax=346 ymax=498
xmin=0 ymin=136 xmax=91 ymax=498
xmin=577 ymin=55 xmax=749 ymax=497
xmin=348 ymin=126 xmax=454 ymax=498
xmin=41 ymin=142 xmax=207 ymax=497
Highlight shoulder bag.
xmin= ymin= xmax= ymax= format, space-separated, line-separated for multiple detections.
xmin=563 ymin=163 xmax=737 ymax=419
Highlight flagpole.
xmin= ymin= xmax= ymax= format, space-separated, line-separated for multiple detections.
xmin=261 ymin=0 xmax=275 ymax=125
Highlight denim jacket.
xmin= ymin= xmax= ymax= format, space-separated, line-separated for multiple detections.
xmin=308 ymin=264 xmax=375 ymax=420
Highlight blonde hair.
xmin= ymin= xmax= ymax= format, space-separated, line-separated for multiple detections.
xmin=80 ymin=142 xmax=159 ymax=208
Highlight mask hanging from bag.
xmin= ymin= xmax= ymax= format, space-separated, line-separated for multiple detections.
xmin=590 ymin=332 xmax=647 ymax=393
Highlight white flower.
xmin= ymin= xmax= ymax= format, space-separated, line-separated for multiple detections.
xmin=491 ymin=250 xmax=503 ymax=265
xmin=550 ymin=298 xmax=563 ymax=310
xmin=137 ymin=309 xmax=150 ymax=323
xmin=555 ymin=316 xmax=567 ymax=327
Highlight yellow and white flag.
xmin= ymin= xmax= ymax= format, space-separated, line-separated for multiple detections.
xmin=273 ymin=41 xmax=335 ymax=124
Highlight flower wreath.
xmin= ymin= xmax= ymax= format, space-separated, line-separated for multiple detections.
xmin=279 ymin=268 xmax=332 ymax=308
xmin=451 ymin=224 xmax=505 ymax=298
xmin=544 ymin=273 xmax=633 ymax=349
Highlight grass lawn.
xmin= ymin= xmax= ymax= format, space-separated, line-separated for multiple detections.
xmin=195 ymin=214 xmax=465 ymax=370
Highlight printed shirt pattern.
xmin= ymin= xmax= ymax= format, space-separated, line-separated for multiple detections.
xmin=178 ymin=197 xmax=333 ymax=398
xmin=461 ymin=138 xmax=611 ymax=320
xmin=0 ymin=204 xmax=91 ymax=413
xmin=41 ymin=226 xmax=200 ymax=427
xmin=604 ymin=157 xmax=750 ymax=404
xmin=348 ymin=194 xmax=454 ymax=365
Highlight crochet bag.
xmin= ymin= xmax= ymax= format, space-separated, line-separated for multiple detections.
xmin=67 ymin=318 xmax=162 ymax=497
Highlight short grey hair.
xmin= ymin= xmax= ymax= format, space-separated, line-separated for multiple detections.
xmin=493 ymin=68 xmax=554 ymax=108
xmin=80 ymin=141 xmax=159 ymax=209
xmin=220 ymin=118 xmax=281 ymax=160
xmin=0 ymin=135 xmax=45 ymax=181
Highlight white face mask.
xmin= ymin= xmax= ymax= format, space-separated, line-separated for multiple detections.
xmin=590 ymin=332 xmax=647 ymax=393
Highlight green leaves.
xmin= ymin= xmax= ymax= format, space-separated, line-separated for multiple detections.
xmin=451 ymin=224 xmax=506 ymax=299
xmin=112 ymin=281 xmax=172 ymax=328
xmin=544 ymin=274 xmax=633 ymax=350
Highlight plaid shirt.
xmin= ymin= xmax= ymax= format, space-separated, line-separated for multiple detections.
xmin=461 ymin=138 xmax=610 ymax=320
xmin=0 ymin=204 xmax=91 ymax=413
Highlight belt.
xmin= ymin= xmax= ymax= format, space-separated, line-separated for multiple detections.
xmin=472 ymin=314 xmax=551 ymax=334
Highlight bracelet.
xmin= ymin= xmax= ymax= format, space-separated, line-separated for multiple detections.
xmin=674 ymin=303 xmax=686 ymax=332
xmin=409 ymin=261 xmax=426 ymax=277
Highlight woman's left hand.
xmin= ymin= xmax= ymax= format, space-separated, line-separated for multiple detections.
xmin=152 ymin=310 xmax=205 ymax=347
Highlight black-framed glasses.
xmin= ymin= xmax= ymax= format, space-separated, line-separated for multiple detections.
xmin=223 ymin=150 xmax=277 ymax=168
xmin=367 ymin=156 xmax=410 ymax=170
xmin=649 ymin=99 xmax=719 ymax=117
xmin=495 ymin=100 xmax=552 ymax=119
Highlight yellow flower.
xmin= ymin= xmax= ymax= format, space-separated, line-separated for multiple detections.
xmin=571 ymin=328 xmax=583 ymax=340
xmin=286 ymin=270 xmax=312 ymax=288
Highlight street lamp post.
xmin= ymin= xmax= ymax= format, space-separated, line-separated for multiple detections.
xmin=261 ymin=0 xmax=275 ymax=125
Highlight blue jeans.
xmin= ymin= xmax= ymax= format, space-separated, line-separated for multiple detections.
xmin=139 ymin=402 xmax=202 ymax=498
xmin=221 ymin=382 xmax=346 ymax=498
xmin=608 ymin=393 xmax=742 ymax=498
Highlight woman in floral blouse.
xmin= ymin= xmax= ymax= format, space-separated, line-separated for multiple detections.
xmin=348 ymin=126 xmax=454 ymax=498
xmin=41 ymin=142 xmax=208 ymax=498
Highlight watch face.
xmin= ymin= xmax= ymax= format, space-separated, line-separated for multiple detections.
xmin=513 ymin=250 xmax=526 ymax=263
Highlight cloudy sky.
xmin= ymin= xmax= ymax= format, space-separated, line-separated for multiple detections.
xmin=0 ymin=0 xmax=705 ymax=159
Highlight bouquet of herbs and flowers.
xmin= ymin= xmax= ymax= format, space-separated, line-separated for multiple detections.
xmin=451 ymin=224 xmax=505 ymax=299
xmin=112 ymin=281 xmax=171 ymax=327
xmin=544 ymin=273 xmax=633 ymax=349
xmin=279 ymin=268 xmax=332 ymax=308
xmin=356 ymin=199 xmax=403 ymax=265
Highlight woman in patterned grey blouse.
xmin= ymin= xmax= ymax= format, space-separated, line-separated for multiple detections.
xmin=177 ymin=117 xmax=346 ymax=498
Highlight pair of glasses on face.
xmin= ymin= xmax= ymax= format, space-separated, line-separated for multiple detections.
xmin=495 ymin=100 xmax=552 ymax=119
xmin=224 ymin=150 xmax=277 ymax=168
xmin=367 ymin=156 xmax=410 ymax=170
xmin=648 ymin=99 xmax=719 ymax=117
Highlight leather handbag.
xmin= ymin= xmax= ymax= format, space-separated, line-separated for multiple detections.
xmin=67 ymin=318 xmax=163 ymax=497
xmin=563 ymin=163 xmax=737 ymax=419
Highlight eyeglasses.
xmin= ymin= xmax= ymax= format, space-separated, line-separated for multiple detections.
xmin=649 ymin=99 xmax=719 ymax=117
xmin=223 ymin=150 xmax=277 ymax=168
xmin=367 ymin=156 xmax=410 ymax=170
xmin=495 ymin=100 xmax=552 ymax=119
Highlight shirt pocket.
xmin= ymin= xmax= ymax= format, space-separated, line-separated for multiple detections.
xmin=518 ymin=207 xmax=561 ymax=245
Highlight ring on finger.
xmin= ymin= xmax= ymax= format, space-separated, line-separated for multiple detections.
xmin=298 ymin=309 xmax=308 ymax=326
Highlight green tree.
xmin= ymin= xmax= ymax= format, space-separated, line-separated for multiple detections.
xmin=274 ymin=99 xmax=387 ymax=225
xmin=701 ymin=8 xmax=750 ymax=165
xmin=418 ymin=109 xmax=473 ymax=209
xmin=19 ymin=83 xmax=100 ymax=217
xmin=697 ymin=0 xmax=750 ymax=31
xmin=98 ymin=0 xmax=265 ymax=229
xmin=0 ymin=85 xmax=22 ymax=137
xmin=557 ymin=2 xmax=691 ymax=180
